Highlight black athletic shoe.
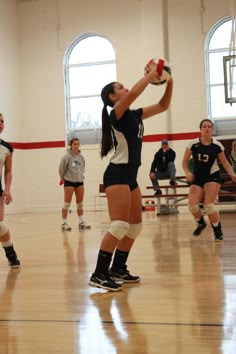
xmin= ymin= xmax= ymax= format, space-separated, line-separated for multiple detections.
xmin=212 ymin=223 xmax=224 ymax=242
xmin=108 ymin=267 xmax=140 ymax=283
xmin=89 ymin=273 xmax=122 ymax=291
xmin=169 ymin=179 xmax=177 ymax=186
xmin=154 ymin=189 xmax=162 ymax=195
xmin=193 ymin=221 xmax=207 ymax=236
xmin=4 ymin=245 xmax=20 ymax=268
xmin=214 ymin=232 xmax=224 ymax=242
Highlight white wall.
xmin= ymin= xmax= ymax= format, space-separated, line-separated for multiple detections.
xmin=0 ymin=0 xmax=25 ymax=212
xmin=0 ymin=0 xmax=232 ymax=213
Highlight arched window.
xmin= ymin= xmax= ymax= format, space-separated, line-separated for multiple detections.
xmin=64 ymin=34 xmax=116 ymax=144
xmin=205 ymin=17 xmax=236 ymax=136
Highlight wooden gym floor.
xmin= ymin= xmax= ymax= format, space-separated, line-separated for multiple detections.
xmin=0 ymin=209 xmax=236 ymax=354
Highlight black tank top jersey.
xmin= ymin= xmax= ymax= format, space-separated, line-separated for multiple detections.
xmin=0 ymin=139 xmax=13 ymax=190
xmin=187 ymin=138 xmax=224 ymax=178
xmin=109 ymin=108 xmax=144 ymax=167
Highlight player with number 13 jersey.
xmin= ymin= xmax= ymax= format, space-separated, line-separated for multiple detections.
xmin=187 ymin=137 xmax=224 ymax=185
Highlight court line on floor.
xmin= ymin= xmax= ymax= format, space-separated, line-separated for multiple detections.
xmin=0 ymin=319 xmax=225 ymax=327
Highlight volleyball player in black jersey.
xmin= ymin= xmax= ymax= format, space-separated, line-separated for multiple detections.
xmin=89 ymin=65 xmax=173 ymax=291
xmin=0 ymin=113 xmax=20 ymax=267
xmin=230 ymin=140 xmax=236 ymax=173
xmin=182 ymin=119 xmax=236 ymax=241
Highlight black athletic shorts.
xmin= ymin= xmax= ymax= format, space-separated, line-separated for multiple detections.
xmin=192 ymin=171 xmax=221 ymax=188
xmin=103 ymin=163 xmax=139 ymax=191
xmin=64 ymin=180 xmax=84 ymax=188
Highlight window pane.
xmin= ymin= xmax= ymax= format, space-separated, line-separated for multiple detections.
xmin=209 ymin=20 xmax=232 ymax=50
xmin=70 ymin=96 xmax=103 ymax=129
xmin=69 ymin=63 xmax=116 ymax=96
xmin=209 ymin=51 xmax=229 ymax=84
xmin=206 ymin=17 xmax=236 ymax=128
xmin=69 ymin=36 xmax=115 ymax=64
xmin=64 ymin=34 xmax=117 ymax=143
xmin=210 ymin=85 xmax=236 ymax=117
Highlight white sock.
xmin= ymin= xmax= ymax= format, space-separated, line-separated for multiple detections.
xmin=79 ymin=216 xmax=83 ymax=223
xmin=62 ymin=219 xmax=67 ymax=224
xmin=1 ymin=241 xmax=13 ymax=248
xmin=212 ymin=222 xmax=219 ymax=227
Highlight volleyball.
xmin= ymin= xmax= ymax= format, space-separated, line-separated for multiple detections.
xmin=144 ymin=58 xmax=171 ymax=85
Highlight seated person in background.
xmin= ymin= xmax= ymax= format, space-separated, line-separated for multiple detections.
xmin=230 ymin=140 xmax=236 ymax=173
xmin=149 ymin=140 xmax=176 ymax=195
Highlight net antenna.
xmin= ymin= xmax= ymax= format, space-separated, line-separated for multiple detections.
xmin=223 ymin=0 xmax=236 ymax=104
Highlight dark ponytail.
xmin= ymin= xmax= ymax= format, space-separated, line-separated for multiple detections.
xmin=100 ymin=82 xmax=116 ymax=158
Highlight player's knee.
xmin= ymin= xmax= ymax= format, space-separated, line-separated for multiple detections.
xmin=126 ymin=222 xmax=143 ymax=239
xmin=188 ymin=204 xmax=200 ymax=213
xmin=0 ymin=221 xmax=9 ymax=237
xmin=204 ymin=203 xmax=216 ymax=215
xmin=76 ymin=202 xmax=83 ymax=210
xmin=63 ymin=202 xmax=71 ymax=211
xmin=108 ymin=220 xmax=129 ymax=240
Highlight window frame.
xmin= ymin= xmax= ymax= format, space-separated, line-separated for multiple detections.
xmin=63 ymin=33 xmax=116 ymax=145
xmin=205 ymin=16 xmax=236 ymax=136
